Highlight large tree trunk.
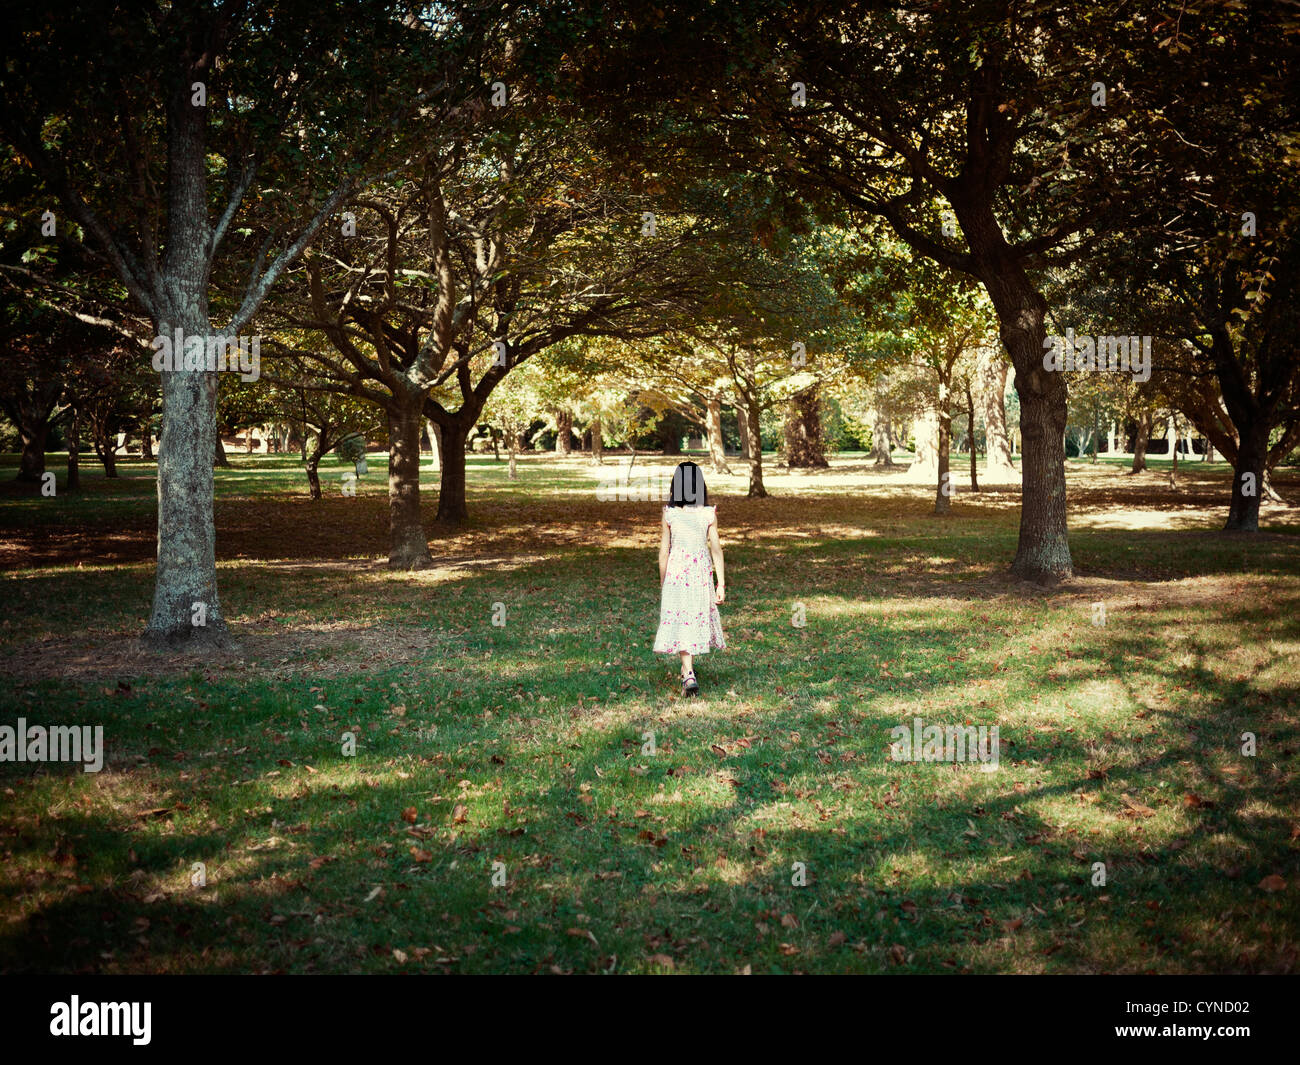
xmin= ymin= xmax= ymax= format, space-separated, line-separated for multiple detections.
xmin=976 ymin=346 xmax=1016 ymax=477
xmin=591 ymin=419 xmax=604 ymax=464
xmin=979 ymin=268 xmax=1071 ymax=580
xmin=140 ymin=55 xmax=232 ymax=649
xmin=436 ymin=420 xmax=471 ymax=524
xmin=17 ymin=418 xmax=49 ymax=483
xmin=1225 ymin=420 xmax=1267 ymax=531
xmin=386 ymin=401 xmax=433 ymax=569
xmin=706 ymin=394 xmax=730 ymax=473
xmin=142 ymin=320 xmax=227 ymax=648
xmin=142 ymin=423 xmax=154 ymax=460
xmin=784 ymin=385 xmax=829 ymax=468
xmin=554 ymin=409 xmax=573 ymax=455
xmin=66 ymin=406 xmax=81 ymax=492
xmin=737 ymin=404 xmax=752 ymax=461
xmin=1130 ymin=409 xmax=1151 ymax=473
xmin=870 ymin=409 xmax=895 ymax=466
xmin=743 ymin=396 xmax=766 ymax=497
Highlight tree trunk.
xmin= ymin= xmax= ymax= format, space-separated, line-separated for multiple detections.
xmin=870 ymin=409 xmax=895 ymax=466
xmin=1107 ymin=420 xmax=1117 ymax=456
xmin=784 ymin=385 xmax=829 ymax=468
xmin=508 ymin=441 xmax=518 ymax=481
xmin=215 ymin=433 xmax=230 ymax=467
xmin=246 ymin=427 xmax=254 ymax=453
xmin=386 ymin=401 xmax=433 ymax=569
xmin=743 ymin=397 xmax=766 ymax=497
xmin=142 ymin=320 xmax=228 ymax=649
xmin=94 ymin=426 xmax=119 ymax=478
xmin=1225 ymin=420 xmax=1267 ymax=531
xmin=142 ymin=423 xmax=154 ymax=461
xmin=66 ymin=407 xmax=81 ymax=492
xmin=1167 ymin=414 xmax=1179 ymax=489
xmin=436 ymin=420 xmax=472 ymax=524
xmin=554 ymin=409 xmax=573 ymax=455
xmin=1130 ymin=409 xmax=1151 ymax=473
xmin=966 ymin=382 xmax=979 ymax=492
xmin=737 ymin=404 xmax=752 ymax=461
xmin=934 ymin=374 xmax=952 ymax=514
xmin=976 ymin=346 xmax=1016 ymax=477
xmin=17 ymin=418 xmax=49 ymax=483
xmin=706 ymin=395 xmax=730 ymax=473
xmin=426 ymin=418 xmax=442 ymax=471
xmin=305 ymin=448 xmax=322 ymax=500
xmin=591 ymin=419 xmax=604 ymax=464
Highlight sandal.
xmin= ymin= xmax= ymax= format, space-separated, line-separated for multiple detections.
xmin=682 ymin=670 xmax=699 ymax=697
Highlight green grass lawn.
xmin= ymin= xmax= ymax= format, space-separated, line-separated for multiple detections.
xmin=0 ymin=450 xmax=1297 ymax=973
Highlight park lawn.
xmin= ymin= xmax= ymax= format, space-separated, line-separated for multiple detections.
xmin=0 ymin=452 xmax=1297 ymax=974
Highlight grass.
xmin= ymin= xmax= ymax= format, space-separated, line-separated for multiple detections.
xmin=0 ymin=449 xmax=1297 ymax=973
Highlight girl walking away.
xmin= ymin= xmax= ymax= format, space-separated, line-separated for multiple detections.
xmin=654 ymin=461 xmax=726 ymax=696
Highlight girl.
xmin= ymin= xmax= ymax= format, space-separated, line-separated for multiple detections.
xmin=654 ymin=461 xmax=726 ymax=696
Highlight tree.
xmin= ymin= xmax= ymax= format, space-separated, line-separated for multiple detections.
xmin=577 ymin=2 xmax=1198 ymax=578
xmin=0 ymin=0 xmax=488 ymax=644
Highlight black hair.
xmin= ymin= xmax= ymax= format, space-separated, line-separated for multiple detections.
xmin=668 ymin=461 xmax=709 ymax=507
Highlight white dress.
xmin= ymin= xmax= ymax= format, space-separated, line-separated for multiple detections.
xmin=654 ymin=505 xmax=726 ymax=655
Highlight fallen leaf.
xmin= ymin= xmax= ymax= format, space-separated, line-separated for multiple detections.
xmin=1120 ymin=794 xmax=1156 ymax=818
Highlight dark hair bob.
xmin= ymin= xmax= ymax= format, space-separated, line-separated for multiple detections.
xmin=668 ymin=461 xmax=709 ymax=507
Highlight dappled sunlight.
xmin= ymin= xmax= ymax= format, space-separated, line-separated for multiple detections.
xmin=2 ymin=451 xmax=1298 ymax=973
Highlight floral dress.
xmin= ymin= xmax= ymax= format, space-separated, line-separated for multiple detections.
xmin=654 ymin=505 xmax=726 ymax=655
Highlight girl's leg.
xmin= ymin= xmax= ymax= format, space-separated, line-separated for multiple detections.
xmin=679 ymin=651 xmax=693 ymax=678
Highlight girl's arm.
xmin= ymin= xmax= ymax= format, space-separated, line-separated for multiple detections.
xmin=708 ymin=512 xmax=725 ymax=603
xmin=658 ymin=509 xmax=671 ymax=584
